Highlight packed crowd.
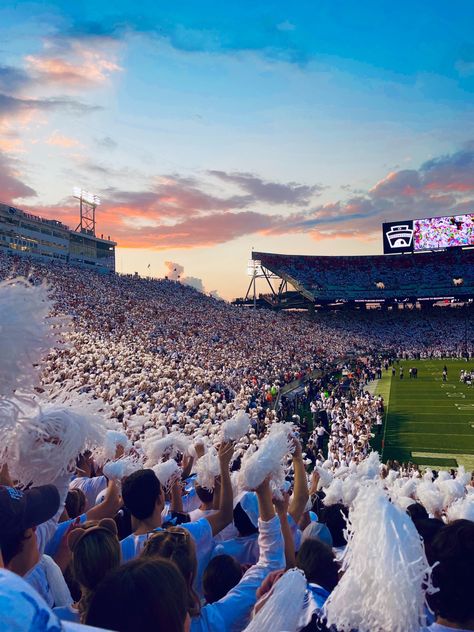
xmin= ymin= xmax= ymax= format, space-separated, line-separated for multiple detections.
xmin=1 ymin=252 xmax=474 ymax=632
xmin=255 ymin=249 xmax=474 ymax=300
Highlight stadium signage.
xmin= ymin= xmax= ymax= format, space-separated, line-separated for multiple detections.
xmin=382 ymin=221 xmax=414 ymax=253
xmin=383 ymin=212 xmax=473 ymax=254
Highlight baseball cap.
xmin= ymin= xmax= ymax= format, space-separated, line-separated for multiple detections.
xmin=0 ymin=485 xmax=60 ymax=537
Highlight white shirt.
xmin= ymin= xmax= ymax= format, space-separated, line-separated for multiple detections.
xmin=69 ymin=475 xmax=107 ymax=511
xmin=120 ymin=517 xmax=214 ymax=594
xmin=192 ymin=515 xmax=285 ymax=632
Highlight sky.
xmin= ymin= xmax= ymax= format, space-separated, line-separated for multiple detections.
xmin=0 ymin=1 xmax=473 ymax=299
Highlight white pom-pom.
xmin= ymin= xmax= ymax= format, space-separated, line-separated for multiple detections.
xmin=0 ymin=278 xmax=68 ymax=398
xmin=104 ymin=430 xmax=130 ymax=458
xmin=153 ymin=459 xmax=182 ymax=491
xmin=0 ymin=398 xmax=21 ymax=465
xmin=455 ymin=465 xmax=470 ymax=487
xmin=143 ymin=431 xmax=190 ymax=465
xmin=314 ymin=465 xmax=333 ymax=489
xmin=239 ymin=426 xmax=294 ymax=491
xmin=445 ymin=495 xmax=474 ymax=522
xmin=321 ymin=478 xmax=344 ymax=506
xmin=195 ymin=448 xmax=220 ymax=490
xmin=423 ymin=469 xmax=433 ymax=483
xmin=222 ymin=410 xmax=250 ymax=442
xmin=103 ymin=455 xmax=143 ymax=481
xmin=437 ymin=479 xmax=465 ymax=509
xmin=11 ymin=403 xmax=107 ymax=486
xmin=243 ymin=568 xmax=307 ymax=632
xmin=324 ymin=484 xmax=433 ymax=632
xmin=355 ymin=451 xmax=381 ymax=480
xmin=416 ymin=481 xmax=444 ymax=517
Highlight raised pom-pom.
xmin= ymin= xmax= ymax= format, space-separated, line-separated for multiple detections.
xmin=324 ymin=484 xmax=433 ymax=632
xmin=222 ymin=410 xmax=250 ymax=442
xmin=239 ymin=425 xmax=294 ymax=491
xmin=0 ymin=277 xmax=68 ymax=398
xmin=11 ymin=403 xmax=107 ymax=486
xmin=153 ymin=459 xmax=182 ymax=491
xmin=103 ymin=455 xmax=143 ymax=481
xmin=195 ymin=448 xmax=220 ymax=490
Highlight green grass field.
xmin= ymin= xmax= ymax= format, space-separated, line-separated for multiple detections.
xmin=374 ymin=359 xmax=474 ymax=469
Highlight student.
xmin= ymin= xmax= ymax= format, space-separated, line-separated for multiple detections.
xmin=120 ymin=442 xmax=234 ymax=593
xmin=85 ymin=558 xmax=189 ymax=632
xmin=425 ymin=520 xmax=474 ymax=632
xmin=0 ymin=483 xmax=71 ymax=607
xmin=54 ymin=519 xmax=121 ymax=624
xmin=142 ymin=477 xmax=285 ymax=632
xmin=69 ymin=452 xmax=107 ymax=512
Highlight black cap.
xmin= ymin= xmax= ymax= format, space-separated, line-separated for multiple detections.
xmin=0 ymin=485 xmax=60 ymax=537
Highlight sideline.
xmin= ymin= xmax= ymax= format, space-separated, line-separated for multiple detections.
xmin=376 ymin=369 xmax=393 ymax=461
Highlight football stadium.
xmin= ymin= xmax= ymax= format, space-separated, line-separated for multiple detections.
xmin=1 ymin=3 xmax=474 ymax=631
xmin=1 ymin=198 xmax=474 ymax=632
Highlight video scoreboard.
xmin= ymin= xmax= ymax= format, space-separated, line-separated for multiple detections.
xmin=382 ymin=212 xmax=474 ymax=254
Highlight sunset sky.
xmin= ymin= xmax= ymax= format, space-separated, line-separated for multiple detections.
xmin=1 ymin=1 xmax=473 ymax=299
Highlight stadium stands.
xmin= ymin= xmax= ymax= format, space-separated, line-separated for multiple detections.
xmin=253 ymin=248 xmax=474 ymax=303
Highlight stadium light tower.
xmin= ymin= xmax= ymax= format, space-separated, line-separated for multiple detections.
xmin=73 ymin=187 xmax=100 ymax=236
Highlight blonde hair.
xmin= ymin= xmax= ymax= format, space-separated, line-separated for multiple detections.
xmin=142 ymin=526 xmax=200 ymax=616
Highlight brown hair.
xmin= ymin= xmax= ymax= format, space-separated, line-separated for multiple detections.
xmin=296 ymin=538 xmax=339 ymax=592
xmin=85 ymin=557 xmax=188 ymax=632
xmin=142 ymin=526 xmax=200 ymax=616
xmin=68 ymin=518 xmax=121 ymax=621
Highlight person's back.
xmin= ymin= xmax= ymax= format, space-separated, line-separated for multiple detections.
xmin=425 ymin=520 xmax=474 ymax=632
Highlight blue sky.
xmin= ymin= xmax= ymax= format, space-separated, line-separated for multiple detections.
xmin=0 ymin=1 xmax=473 ymax=297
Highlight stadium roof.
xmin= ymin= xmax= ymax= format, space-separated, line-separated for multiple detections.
xmin=251 ymin=249 xmax=474 ymax=304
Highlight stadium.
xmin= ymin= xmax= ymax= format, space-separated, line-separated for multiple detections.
xmin=3 ymin=2 xmax=474 ymax=629
xmin=1 ymin=194 xmax=473 ymax=631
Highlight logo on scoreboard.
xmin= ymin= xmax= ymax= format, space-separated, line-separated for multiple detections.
xmin=382 ymin=220 xmax=414 ymax=253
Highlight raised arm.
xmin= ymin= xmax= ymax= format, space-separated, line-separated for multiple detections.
xmin=273 ymin=492 xmax=296 ymax=569
xmin=86 ymin=479 xmax=122 ymax=521
xmin=288 ymin=438 xmax=309 ymax=525
xmin=206 ymin=441 xmax=234 ymax=537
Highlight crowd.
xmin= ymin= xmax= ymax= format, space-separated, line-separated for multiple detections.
xmin=1 ymin=251 xmax=474 ymax=632
xmin=255 ymin=249 xmax=474 ymax=301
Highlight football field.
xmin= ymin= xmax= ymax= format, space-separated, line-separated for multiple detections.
xmin=374 ymin=359 xmax=474 ymax=469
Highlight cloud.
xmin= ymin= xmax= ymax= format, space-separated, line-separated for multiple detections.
xmin=209 ymin=289 xmax=224 ymax=301
xmin=61 ymin=14 xmax=310 ymax=65
xmin=46 ymin=130 xmax=80 ymax=148
xmin=164 ymin=260 xmax=184 ymax=280
xmin=209 ymin=170 xmax=323 ymax=205
xmin=0 ymin=65 xmax=31 ymax=94
xmin=163 ymin=261 xmax=214 ymax=297
xmin=21 ymin=142 xmax=474 ymax=251
xmin=0 ymin=93 xmax=101 ymax=121
xmin=276 ymin=21 xmax=296 ymax=32
xmin=94 ymin=136 xmax=118 ymax=150
xmin=0 ymin=152 xmax=37 ymax=203
xmin=182 ymin=275 xmax=205 ymax=292
xmin=25 ymin=39 xmax=122 ymax=87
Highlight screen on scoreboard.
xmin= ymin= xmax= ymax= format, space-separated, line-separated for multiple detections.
xmin=413 ymin=213 xmax=474 ymax=251
xmin=383 ymin=212 xmax=473 ymax=254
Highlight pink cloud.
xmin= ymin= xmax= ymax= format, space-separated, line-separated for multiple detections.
xmin=45 ymin=130 xmax=81 ymax=148
xmin=25 ymin=43 xmax=122 ymax=87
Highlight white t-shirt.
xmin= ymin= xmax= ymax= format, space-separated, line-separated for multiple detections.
xmin=69 ymin=476 xmax=107 ymax=511
xmin=120 ymin=517 xmax=214 ymax=594
xmin=189 ymin=508 xmax=216 ymax=522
